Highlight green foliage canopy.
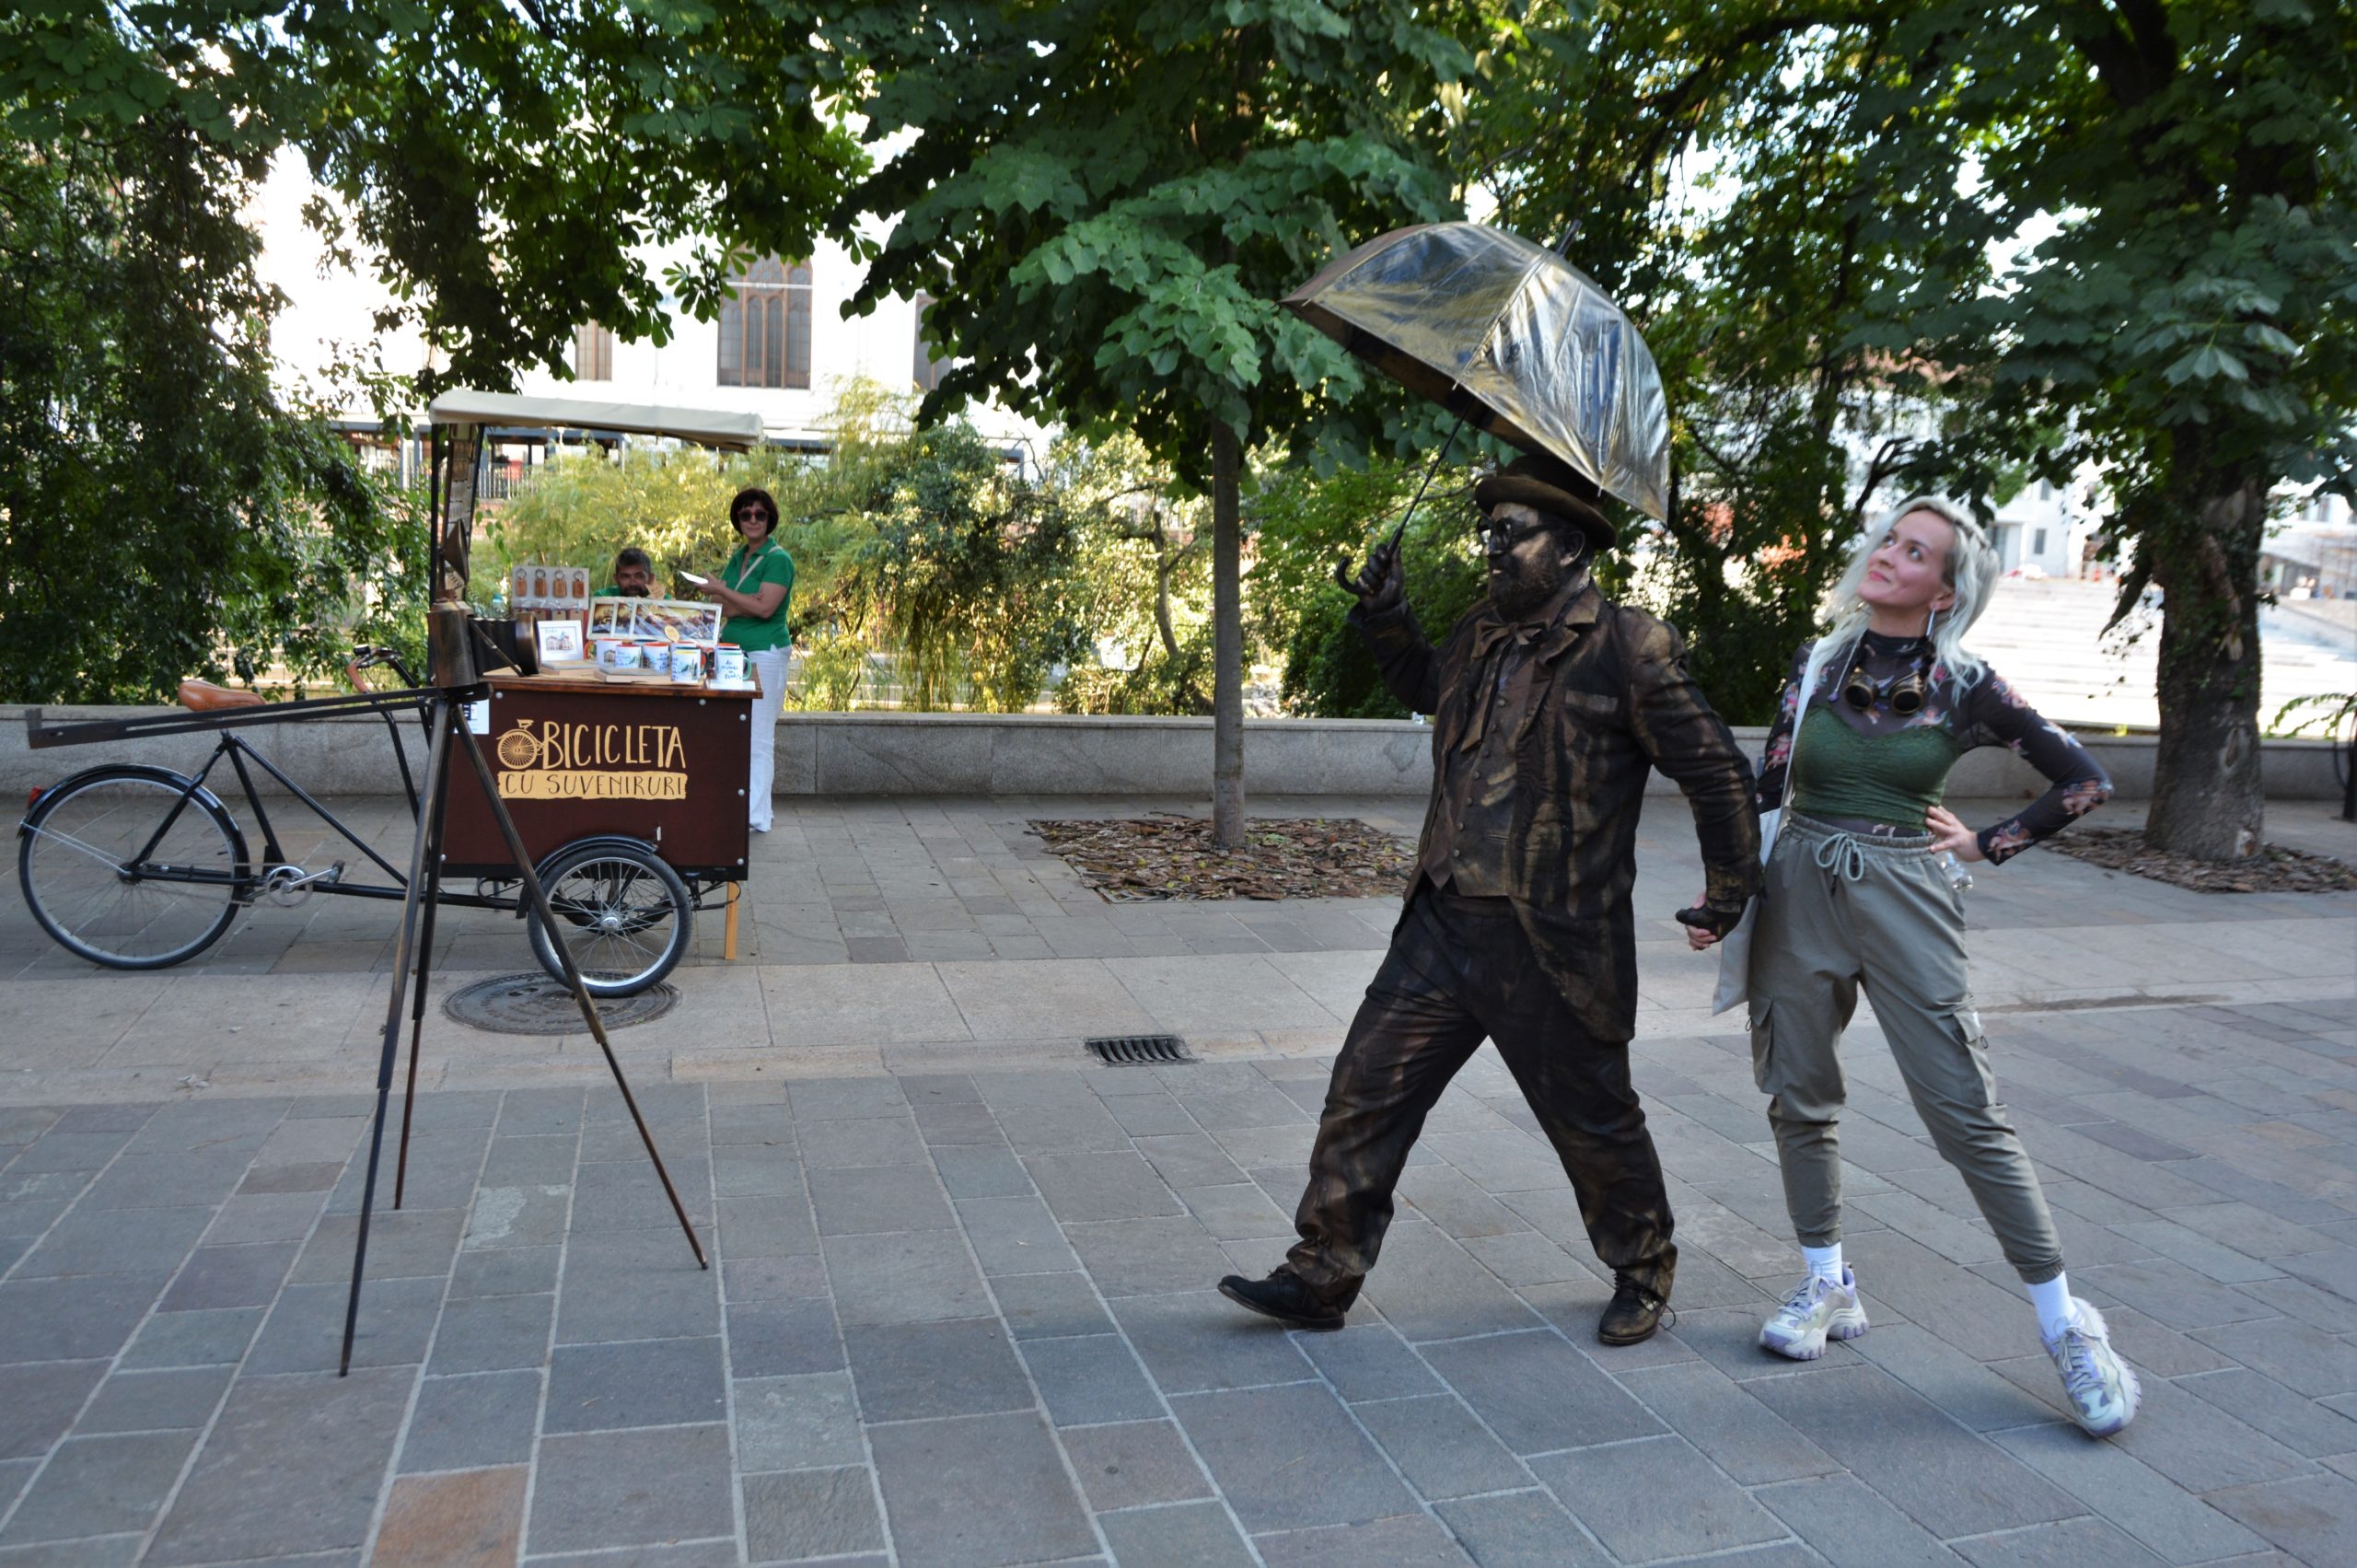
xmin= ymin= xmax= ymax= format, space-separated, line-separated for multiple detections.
xmin=826 ymin=0 xmax=1483 ymax=480
xmin=0 ymin=111 xmax=412 ymax=703
xmin=0 ymin=1 xmax=871 ymax=705
xmin=3 ymin=2 xmax=867 ymax=395
xmin=822 ymin=0 xmax=1501 ymax=838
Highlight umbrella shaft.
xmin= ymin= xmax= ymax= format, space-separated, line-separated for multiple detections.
xmin=1387 ymin=418 xmax=1466 ymax=550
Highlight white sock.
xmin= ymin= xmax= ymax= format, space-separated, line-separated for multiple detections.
xmin=2027 ymin=1272 xmax=2074 ymax=1339
xmin=1802 ymin=1243 xmax=1845 ymax=1285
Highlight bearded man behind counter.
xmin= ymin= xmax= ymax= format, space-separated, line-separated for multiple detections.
xmin=1218 ymin=454 xmax=1762 ymax=1346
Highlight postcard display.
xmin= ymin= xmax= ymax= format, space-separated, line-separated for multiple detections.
xmin=587 ymin=598 xmax=725 ymax=648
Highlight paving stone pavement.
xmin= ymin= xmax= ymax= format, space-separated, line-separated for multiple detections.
xmin=6 ymin=795 xmax=2352 ymax=1098
xmin=0 ymin=795 xmax=2353 ymax=1563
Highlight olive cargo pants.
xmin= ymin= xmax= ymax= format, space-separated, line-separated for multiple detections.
xmin=1747 ymin=814 xmax=2064 ymax=1283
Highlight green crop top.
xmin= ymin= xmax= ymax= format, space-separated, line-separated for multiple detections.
xmin=1756 ymin=634 xmax=2116 ymax=864
xmin=1786 ymin=705 xmax=1964 ymax=830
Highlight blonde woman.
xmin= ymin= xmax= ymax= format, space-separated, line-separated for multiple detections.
xmin=1689 ymin=496 xmax=2136 ymax=1435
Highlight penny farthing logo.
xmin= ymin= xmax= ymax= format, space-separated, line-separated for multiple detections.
xmin=493 ymin=716 xmax=690 ymax=800
xmin=495 ymin=724 xmax=542 ymax=771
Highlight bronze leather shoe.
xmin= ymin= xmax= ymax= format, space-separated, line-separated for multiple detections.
xmin=1217 ymin=1270 xmax=1351 ymax=1331
xmin=1598 ymin=1272 xmax=1670 ymax=1345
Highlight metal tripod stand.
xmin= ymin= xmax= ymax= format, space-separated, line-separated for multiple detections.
xmin=339 ymin=612 xmax=706 ymax=1376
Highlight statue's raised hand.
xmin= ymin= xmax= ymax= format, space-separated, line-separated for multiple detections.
xmin=1332 ymin=536 xmax=1404 ymax=612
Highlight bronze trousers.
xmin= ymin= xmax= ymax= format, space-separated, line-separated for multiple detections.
xmin=1286 ymin=884 xmax=1678 ymax=1303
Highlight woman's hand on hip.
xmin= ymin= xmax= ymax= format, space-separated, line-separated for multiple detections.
xmin=1925 ymin=806 xmax=1986 ymax=863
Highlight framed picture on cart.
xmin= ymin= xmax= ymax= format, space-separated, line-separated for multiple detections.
xmin=534 ymin=618 xmax=586 ymax=665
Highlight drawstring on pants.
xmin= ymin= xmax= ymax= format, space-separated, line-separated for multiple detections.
xmin=1813 ymin=831 xmax=1866 ymax=882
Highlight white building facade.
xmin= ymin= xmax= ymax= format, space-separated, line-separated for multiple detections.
xmin=510 ymin=238 xmax=1052 ymax=463
xmin=251 ymin=155 xmax=1050 ymax=463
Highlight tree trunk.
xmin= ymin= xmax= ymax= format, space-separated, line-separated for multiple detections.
xmin=1151 ymin=515 xmax=1183 ymax=663
xmin=1211 ymin=424 xmax=1245 ymax=849
xmin=2144 ymin=474 xmax=2269 ymax=859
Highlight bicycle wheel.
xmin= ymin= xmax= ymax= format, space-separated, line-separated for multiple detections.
xmin=525 ymin=841 xmax=692 ymax=997
xmin=18 ymin=766 xmax=250 ymax=969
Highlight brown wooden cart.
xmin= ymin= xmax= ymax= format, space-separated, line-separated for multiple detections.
xmin=16 ymin=392 xmax=774 ymax=999
xmin=440 ymin=671 xmax=758 ymax=991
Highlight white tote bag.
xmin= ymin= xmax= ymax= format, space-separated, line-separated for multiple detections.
xmin=1712 ymin=708 xmax=1805 ymax=1015
xmin=1710 ymin=808 xmax=1778 ymax=1015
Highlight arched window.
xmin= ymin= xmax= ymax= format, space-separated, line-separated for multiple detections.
xmin=718 ymin=258 xmax=812 ymax=389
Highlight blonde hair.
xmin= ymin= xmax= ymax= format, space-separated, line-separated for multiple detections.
xmin=1800 ymin=495 xmax=2002 ymax=705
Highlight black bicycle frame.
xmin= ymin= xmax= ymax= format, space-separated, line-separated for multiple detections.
xmin=25 ymin=686 xmax=515 ymax=914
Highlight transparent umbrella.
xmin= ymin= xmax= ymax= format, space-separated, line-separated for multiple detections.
xmin=1282 ymin=221 xmax=1673 ymax=526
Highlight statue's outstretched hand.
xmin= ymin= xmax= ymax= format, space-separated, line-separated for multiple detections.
xmin=1333 ymin=537 xmax=1405 ymax=612
xmin=1677 ymin=899 xmax=1747 ymax=951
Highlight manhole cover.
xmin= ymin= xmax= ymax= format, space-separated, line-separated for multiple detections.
xmin=1085 ymin=1034 xmax=1192 ymax=1065
xmin=443 ymin=973 xmax=679 ymax=1036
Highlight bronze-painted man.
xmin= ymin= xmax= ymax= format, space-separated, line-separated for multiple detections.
xmin=1219 ymin=454 xmax=1761 ymax=1344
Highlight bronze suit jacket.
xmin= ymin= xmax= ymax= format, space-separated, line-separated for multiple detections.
xmin=1353 ymin=584 xmax=1762 ymax=1041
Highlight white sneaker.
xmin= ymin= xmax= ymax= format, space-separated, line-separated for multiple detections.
xmin=1759 ymin=1268 xmax=1869 ymax=1360
xmin=2045 ymin=1298 xmax=2142 ymax=1436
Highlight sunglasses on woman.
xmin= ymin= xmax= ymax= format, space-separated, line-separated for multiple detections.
xmin=735 ymin=509 xmax=772 ymax=524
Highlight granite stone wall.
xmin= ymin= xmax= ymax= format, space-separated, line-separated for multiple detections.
xmin=5 ymin=704 xmax=2345 ymax=803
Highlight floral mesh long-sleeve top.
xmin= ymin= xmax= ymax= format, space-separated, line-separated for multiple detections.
xmin=1754 ymin=632 xmax=2112 ymax=864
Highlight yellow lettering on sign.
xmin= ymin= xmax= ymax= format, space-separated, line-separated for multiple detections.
xmin=497 ymin=771 xmax=690 ymax=801
xmin=489 ymin=714 xmax=690 ymax=801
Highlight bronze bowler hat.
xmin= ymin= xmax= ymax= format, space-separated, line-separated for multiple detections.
xmin=1473 ymin=454 xmax=1617 ymax=552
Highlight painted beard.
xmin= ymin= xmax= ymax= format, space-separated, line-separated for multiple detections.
xmin=1489 ymin=541 xmax=1574 ymax=621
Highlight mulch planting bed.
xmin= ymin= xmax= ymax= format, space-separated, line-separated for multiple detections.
xmin=1028 ymin=815 xmax=1417 ymax=900
xmin=2046 ymin=827 xmax=2357 ymax=893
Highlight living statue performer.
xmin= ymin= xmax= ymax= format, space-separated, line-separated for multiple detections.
xmin=1218 ymin=454 xmax=1762 ymax=1344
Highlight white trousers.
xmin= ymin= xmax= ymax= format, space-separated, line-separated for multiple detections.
xmin=747 ymin=648 xmax=790 ymax=830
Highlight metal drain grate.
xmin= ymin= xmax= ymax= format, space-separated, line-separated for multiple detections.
xmin=1085 ymin=1033 xmax=1191 ymax=1065
xmin=444 ymin=973 xmax=679 ymax=1036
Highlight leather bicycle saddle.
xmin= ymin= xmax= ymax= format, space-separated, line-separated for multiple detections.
xmin=177 ymin=679 xmax=264 ymax=712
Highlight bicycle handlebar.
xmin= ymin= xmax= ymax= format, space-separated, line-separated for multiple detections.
xmin=353 ymin=646 xmax=423 ymax=689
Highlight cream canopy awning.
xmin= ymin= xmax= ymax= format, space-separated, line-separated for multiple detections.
xmin=424 ymin=390 xmax=765 ymax=451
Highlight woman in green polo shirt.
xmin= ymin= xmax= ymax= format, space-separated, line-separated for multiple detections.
xmin=700 ymin=486 xmax=795 ymax=831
